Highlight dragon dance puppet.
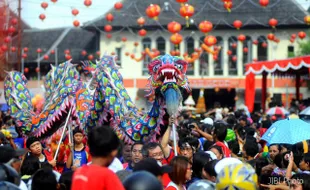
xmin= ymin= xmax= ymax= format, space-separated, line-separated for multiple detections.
xmin=4 ymin=54 xmax=191 ymax=144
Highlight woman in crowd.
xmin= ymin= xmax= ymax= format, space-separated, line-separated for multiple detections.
xmin=166 ymin=156 xmax=192 ymax=190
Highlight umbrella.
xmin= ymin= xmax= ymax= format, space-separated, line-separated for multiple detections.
xmin=261 ymin=118 xmax=310 ymax=145
xmin=300 ymin=106 xmax=310 ymax=116
xmin=266 ymin=107 xmax=289 ymax=115
xmin=0 ymin=104 xmax=8 ymax=111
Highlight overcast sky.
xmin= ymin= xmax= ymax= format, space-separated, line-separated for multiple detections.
xmin=7 ymin=0 xmax=310 ymax=29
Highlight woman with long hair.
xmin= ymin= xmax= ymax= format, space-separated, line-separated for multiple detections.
xmin=166 ymin=156 xmax=192 ymax=190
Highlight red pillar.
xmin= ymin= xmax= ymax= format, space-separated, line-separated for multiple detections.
xmin=296 ymin=73 xmax=300 ymax=101
xmin=262 ymin=72 xmax=267 ymax=112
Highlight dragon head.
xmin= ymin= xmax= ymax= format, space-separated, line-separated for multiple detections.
xmin=147 ymin=54 xmax=191 ymax=116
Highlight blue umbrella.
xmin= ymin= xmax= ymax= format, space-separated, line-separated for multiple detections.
xmin=262 ymin=118 xmax=310 ymax=145
xmin=0 ymin=104 xmax=8 ymax=111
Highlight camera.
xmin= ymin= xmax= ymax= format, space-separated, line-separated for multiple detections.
xmin=187 ymin=124 xmax=195 ymax=130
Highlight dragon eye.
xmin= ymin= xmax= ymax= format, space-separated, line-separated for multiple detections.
xmin=153 ymin=65 xmax=160 ymax=72
xmin=174 ymin=64 xmax=183 ymax=70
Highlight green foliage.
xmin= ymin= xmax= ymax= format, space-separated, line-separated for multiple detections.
xmin=297 ymin=30 xmax=310 ymax=56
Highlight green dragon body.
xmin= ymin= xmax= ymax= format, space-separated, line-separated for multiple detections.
xmin=4 ymin=54 xmax=190 ymax=143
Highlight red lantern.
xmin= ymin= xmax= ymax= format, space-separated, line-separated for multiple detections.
xmin=104 ymin=25 xmax=112 ymax=32
xmin=298 ymin=31 xmax=306 ymax=39
xmin=24 ymin=68 xmax=29 ymax=73
xmin=88 ymin=54 xmax=94 ymax=60
xmin=84 ymin=0 xmax=92 ymax=7
xmin=259 ymin=0 xmax=269 ymax=7
xmin=146 ymin=4 xmax=161 ymax=20
xmin=130 ymin=54 xmax=135 ymax=59
xmin=252 ymin=40 xmax=258 ymax=45
xmin=114 ymin=2 xmax=123 ymax=10
xmin=23 ymin=47 xmax=29 ymax=52
xmin=199 ymin=20 xmax=213 ymax=34
xmin=231 ymin=43 xmax=237 ymax=49
xmin=50 ymin=50 xmax=55 ymax=54
xmin=304 ymin=15 xmax=310 ymax=25
xmin=179 ymin=4 xmax=194 ymax=26
xmin=138 ymin=29 xmax=147 ymax=37
xmin=41 ymin=2 xmax=48 ymax=9
xmin=111 ymin=52 xmax=115 ymax=56
xmin=125 ymin=52 xmax=130 ymax=56
xmin=72 ymin=9 xmax=79 ymax=16
xmin=291 ymin=34 xmax=296 ymax=39
xmin=134 ymin=42 xmax=139 ymax=47
xmin=81 ymin=50 xmax=87 ymax=56
xmin=227 ymin=50 xmax=232 ymax=55
xmin=170 ymin=33 xmax=183 ymax=45
xmin=35 ymin=67 xmax=40 ymax=73
xmin=233 ymin=20 xmax=242 ymax=30
xmin=106 ymin=34 xmax=112 ymax=39
xmin=223 ymin=0 xmax=232 ymax=12
xmin=106 ymin=13 xmax=114 ymax=22
xmin=64 ymin=49 xmax=70 ymax=55
xmin=267 ymin=33 xmax=275 ymax=41
xmin=11 ymin=18 xmax=18 ymax=25
xmin=262 ymin=42 xmax=268 ymax=48
xmin=96 ymin=51 xmax=101 ymax=56
xmin=65 ymin=54 xmax=71 ymax=60
xmin=238 ymin=34 xmax=246 ymax=42
xmin=73 ymin=20 xmax=80 ymax=27
xmin=243 ymin=47 xmax=248 ymax=53
xmin=232 ymin=56 xmax=237 ymax=62
xmin=51 ymin=0 xmax=57 ymax=3
xmin=213 ymin=55 xmax=218 ymax=61
xmin=137 ymin=17 xmax=145 ymax=26
xmin=22 ymin=53 xmax=27 ymax=58
xmin=175 ymin=50 xmax=180 ymax=56
xmin=11 ymin=46 xmax=16 ymax=52
xmin=204 ymin=35 xmax=217 ymax=46
xmin=121 ymin=37 xmax=127 ymax=42
xmin=39 ymin=14 xmax=46 ymax=21
xmin=37 ymin=48 xmax=42 ymax=53
xmin=176 ymin=0 xmax=188 ymax=3
xmin=167 ymin=21 xmax=181 ymax=34
xmin=43 ymin=55 xmax=49 ymax=60
xmin=269 ymin=18 xmax=278 ymax=28
xmin=1 ymin=45 xmax=7 ymax=52
xmin=4 ymin=36 xmax=11 ymax=43
xmin=8 ymin=26 xmax=16 ymax=34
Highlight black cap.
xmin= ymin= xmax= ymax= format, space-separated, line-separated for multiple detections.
xmin=239 ymin=115 xmax=248 ymax=121
xmin=26 ymin=136 xmax=40 ymax=149
xmin=0 ymin=145 xmax=27 ymax=163
xmin=133 ymin=158 xmax=172 ymax=177
xmin=73 ymin=127 xmax=83 ymax=135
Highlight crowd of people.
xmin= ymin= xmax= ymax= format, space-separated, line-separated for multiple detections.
xmin=1 ymin=99 xmax=310 ymax=190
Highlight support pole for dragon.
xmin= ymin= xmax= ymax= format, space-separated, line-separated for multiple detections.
xmin=54 ymin=107 xmax=73 ymax=160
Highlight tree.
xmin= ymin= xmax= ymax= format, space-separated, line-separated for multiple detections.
xmin=298 ymin=31 xmax=310 ymax=56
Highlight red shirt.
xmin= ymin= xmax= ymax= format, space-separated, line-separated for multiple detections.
xmin=162 ymin=149 xmax=175 ymax=188
xmin=214 ymin=141 xmax=231 ymax=158
xmin=71 ymin=164 xmax=125 ymax=190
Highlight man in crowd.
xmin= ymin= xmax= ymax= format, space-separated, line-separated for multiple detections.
xmin=26 ymin=137 xmax=56 ymax=167
xmin=123 ymin=142 xmax=143 ymax=171
xmin=71 ymin=126 xmax=124 ymax=190
xmin=66 ymin=127 xmax=91 ymax=171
